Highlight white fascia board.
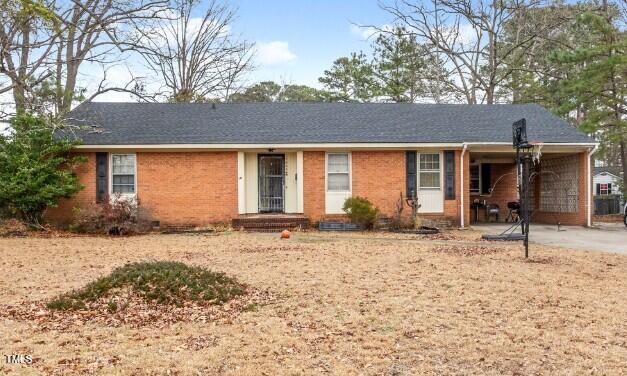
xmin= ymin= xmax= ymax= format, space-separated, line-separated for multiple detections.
xmin=73 ymin=141 xmax=598 ymax=151
xmin=74 ymin=143 xmax=463 ymax=151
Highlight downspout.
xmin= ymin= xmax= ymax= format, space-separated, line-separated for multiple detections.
xmin=460 ymin=143 xmax=468 ymax=228
xmin=587 ymin=144 xmax=599 ymax=227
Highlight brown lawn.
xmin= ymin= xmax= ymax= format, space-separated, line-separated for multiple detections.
xmin=0 ymin=231 xmax=626 ymax=375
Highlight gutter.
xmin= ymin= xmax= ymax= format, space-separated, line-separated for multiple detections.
xmin=460 ymin=143 xmax=468 ymax=228
xmin=72 ymin=141 xmax=598 ymax=150
xmin=587 ymin=144 xmax=600 ymax=227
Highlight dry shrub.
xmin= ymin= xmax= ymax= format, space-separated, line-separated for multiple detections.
xmin=47 ymin=261 xmax=246 ymax=310
xmin=70 ymin=196 xmax=153 ymax=235
xmin=2 ymin=261 xmax=274 ymax=329
xmin=431 ymin=244 xmax=501 ymax=256
xmin=0 ymin=218 xmax=30 ymax=237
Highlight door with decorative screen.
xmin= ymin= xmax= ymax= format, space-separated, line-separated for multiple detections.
xmin=258 ymin=155 xmax=285 ymax=213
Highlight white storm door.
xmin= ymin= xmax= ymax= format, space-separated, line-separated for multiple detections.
xmin=417 ymin=152 xmax=444 ymax=213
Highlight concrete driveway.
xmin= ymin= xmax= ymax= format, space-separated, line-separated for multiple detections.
xmin=474 ymin=222 xmax=627 ymax=255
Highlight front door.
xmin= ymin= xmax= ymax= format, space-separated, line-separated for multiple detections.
xmin=258 ymin=154 xmax=285 ymax=213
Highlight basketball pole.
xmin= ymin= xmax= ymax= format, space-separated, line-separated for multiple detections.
xmin=513 ymin=118 xmax=533 ymax=259
xmin=521 ymin=153 xmax=531 ymax=258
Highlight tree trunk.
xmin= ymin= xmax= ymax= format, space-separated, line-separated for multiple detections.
xmin=620 ymin=139 xmax=627 ymax=196
xmin=12 ymin=20 xmax=30 ymax=113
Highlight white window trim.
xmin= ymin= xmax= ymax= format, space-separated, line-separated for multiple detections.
xmin=109 ymin=153 xmax=137 ymax=197
xmin=325 ymin=152 xmax=352 ymax=193
xmin=469 ymin=162 xmax=494 ymax=197
xmin=417 ymin=152 xmax=443 ymax=191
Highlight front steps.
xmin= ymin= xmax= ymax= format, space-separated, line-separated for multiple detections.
xmin=232 ymin=215 xmax=310 ymax=232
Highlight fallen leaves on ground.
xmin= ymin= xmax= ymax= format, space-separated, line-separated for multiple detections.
xmin=430 ymin=244 xmax=501 ymax=256
xmin=0 ymin=232 xmax=625 ymax=375
xmin=0 ymin=218 xmax=30 ymax=237
xmin=1 ymin=288 xmax=275 ymax=331
xmin=238 ymin=244 xmax=307 ymax=253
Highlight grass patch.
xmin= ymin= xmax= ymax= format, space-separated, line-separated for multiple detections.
xmin=47 ymin=261 xmax=246 ymax=311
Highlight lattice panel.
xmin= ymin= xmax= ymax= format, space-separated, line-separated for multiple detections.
xmin=540 ymin=155 xmax=579 ymax=213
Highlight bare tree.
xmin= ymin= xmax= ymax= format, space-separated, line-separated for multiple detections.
xmin=378 ymin=0 xmax=554 ymax=104
xmin=0 ymin=0 xmax=167 ymax=118
xmin=0 ymin=0 xmax=58 ymax=112
xmin=54 ymin=0 xmax=167 ymax=112
xmin=135 ymin=0 xmax=254 ymax=102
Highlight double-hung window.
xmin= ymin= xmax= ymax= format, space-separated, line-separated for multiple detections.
xmin=598 ymin=183 xmax=611 ymax=195
xmin=327 ymin=153 xmax=350 ymax=191
xmin=111 ymin=154 xmax=136 ymax=194
xmin=419 ymin=153 xmax=440 ymax=189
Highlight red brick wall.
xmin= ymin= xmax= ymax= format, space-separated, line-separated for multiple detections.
xmin=352 ymin=151 xmax=406 ymax=217
xmin=47 ymin=149 xmax=589 ymax=228
xmin=46 ymin=152 xmax=239 ymax=227
xmin=303 ymin=150 xmax=462 ymax=224
xmin=45 ymin=153 xmax=97 ymax=225
xmin=303 ymin=151 xmax=326 ymax=221
xmin=137 ymin=152 xmax=238 ymax=226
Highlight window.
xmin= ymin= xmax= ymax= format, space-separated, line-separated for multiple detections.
xmin=419 ymin=153 xmax=440 ymax=189
xmin=469 ymin=163 xmax=492 ymax=195
xmin=111 ymin=154 xmax=136 ymax=194
xmin=444 ymin=151 xmax=455 ymax=200
xmin=470 ymin=165 xmax=480 ymax=194
xmin=597 ymin=183 xmax=611 ymax=195
xmin=327 ymin=153 xmax=350 ymax=191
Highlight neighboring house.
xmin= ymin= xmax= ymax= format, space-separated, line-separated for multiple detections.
xmin=592 ymin=166 xmax=623 ymax=216
xmin=593 ymin=166 xmax=623 ymax=196
xmin=48 ymin=102 xmax=597 ymax=228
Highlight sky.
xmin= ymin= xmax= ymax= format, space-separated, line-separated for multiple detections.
xmin=90 ymin=0 xmax=392 ymax=101
xmin=230 ymin=0 xmax=389 ymax=88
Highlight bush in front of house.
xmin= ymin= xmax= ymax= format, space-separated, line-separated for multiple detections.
xmin=343 ymin=196 xmax=379 ymax=228
xmin=70 ymin=196 xmax=153 ymax=235
xmin=47 ymin=261 xmax=247 ymax=311
xmin=0 ymin=113 xmax=85 ymax=227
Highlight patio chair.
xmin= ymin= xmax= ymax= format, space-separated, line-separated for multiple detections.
xmin=485 ymin=203 xmax=500 ymax=222
xmin=506 ymin=201 xmax=520 ymax=222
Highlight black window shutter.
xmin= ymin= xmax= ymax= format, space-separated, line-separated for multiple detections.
xmin=96 ymin=153 xmax=108 ymax=202
xmin=607 ymin=183 xmax=611 ymax=193
xmin=596 ymin=183 xmax=601 ymax=195
xmin=444 ymin=151 xmax=455 ymax=200
xmin=481 ymin=163 xmax=491 ymax=195
xmin=406 ymin=151 xmax=417 ymax=198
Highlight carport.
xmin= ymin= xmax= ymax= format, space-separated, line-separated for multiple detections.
xmin=463 ymin=144 xmax=594 ymax=227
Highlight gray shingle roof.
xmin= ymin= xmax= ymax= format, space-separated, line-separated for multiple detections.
xmin=594 ymin=166 xmax=623 ymax=177
xmin=65 ymin=102 xmax=593 ymax=145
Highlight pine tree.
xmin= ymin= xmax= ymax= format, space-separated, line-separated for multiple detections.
xmin=551 ymin=10 xmax=626 ymax=192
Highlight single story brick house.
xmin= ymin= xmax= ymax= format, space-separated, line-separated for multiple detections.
xmin=48 ymin=102 xmax=597 ymax=229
